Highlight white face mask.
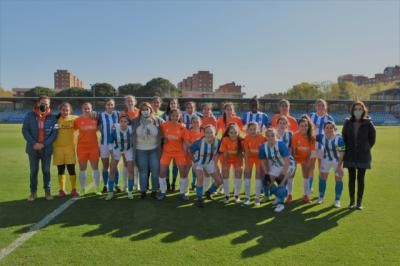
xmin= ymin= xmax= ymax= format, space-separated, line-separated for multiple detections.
xmin=354 ymin=110 xmax=363 ymax=119
xmin=142 ymin=110 xmax=150 ymax=118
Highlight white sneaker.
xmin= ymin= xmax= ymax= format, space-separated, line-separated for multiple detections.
xmin=317 ymin=197 xmax=324 ymax=204
xmin=235 ymin=196 xmax=241 ymax=203
xmin=127 ymin=191 xmax=133 ymax=200
xmin=272 ymin=198 xmax=279 ymax=205
xmin=334 ymin=200 xmax=341 ymax=208
xmin=123 ymin=186 xmax=128 ymax=193
xmin=255 ymin=199 xmax=261 ymax=207
xmin=105 ymin=192 xmax=114 ymax=201
xmin=224 ymin=196 xmax=230 ymax=204
xmin=274 ymin=204 xmax=285 ymax=213
xmin=243 ymin=198 xmax=250 ymax=206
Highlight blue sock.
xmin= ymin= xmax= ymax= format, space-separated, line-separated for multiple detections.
xmin=128 ymin=179 xmax=134 ymax=192
xmin=102 ymin=170 xmax=109 ymax=187
xmin=115 ymin=169 xmax=120 ymax=185
xmin=108 ymin=180 xmax=115 ymax=192
xmin=191 ymin=169 xmax=197 ymax=187
xmin=196 ymin=186 xmax=203 ymax=201
xmin=208 ymin=183 xmax=218 ymax=193
xmin=309 ymin=176 xmax=314 ymax=190
xmin=335 ymin=180 xmax=343 ymax=201
xmin=319 ymin=177 xmax=327 ymax=198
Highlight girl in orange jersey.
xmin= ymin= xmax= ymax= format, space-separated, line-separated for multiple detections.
xmin=158 ymin=109 xmax=189 ymax=201
xmin=243 ymin=122 xmax=266 ymax=206
xmin=217 ymin=102 xmax=243 ymax=136
xmin=74 ymin=102 xmax=101 ymax=195
xmin=200 ymin=103 xmax=217 ymax=132
xmin=291 ymin=115 xmax=316 ymax=203
xmin=220 ymin=123 xmax=244 ymax=204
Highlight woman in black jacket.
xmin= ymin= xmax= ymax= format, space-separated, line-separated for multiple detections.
xmin=342 ymin=101 xmax=376 ymax=210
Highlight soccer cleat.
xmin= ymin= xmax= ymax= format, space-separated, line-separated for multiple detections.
xmin=243 ymin=198 xmax=251 ymax=206
xmin=101 ymin=186 xmax=107 ymax=194
xmin=196 ymin=200 xmax=204 ymax=208
xmin=123 ymin=186 xmax=128 ymax=193
xmin=219 ymin=187 xmax=225 ymax=194
xmin=286 ymin=194 xmax=293 ymax=204
xmin=205 ymin=191 xmax=213 ymax=200
xmin=303 ymin=195 xmax=312 ymax=203
xmin=115 ymin=186 xmax=122 ymax=193
xmin=235 ymin=196 xmax=241 ymax=204
xmin=255 ymin=199 xmax=261 ymax=207
xmin=127 ymin=191 xmax=134 ymax=200
xmin=45 ymin=192 xmax=53 ymax=201
xmin=333 ymin=200 xmax=341 ymax=208
xmin=105 ymin=192 xmax=114 ymax=201
xmin=224 ymin=196 xmax=230 ymax=204
xmin=157 ymin=193 xmax=166 ymax=201
xmin=150 ymin=191 xmax=157 ymax=200
xmin=274 ymin=204 xmax=285 ymax=213
xmin=348 ymin=202 xmax=356 ymax=209
xmin=59 ymin=190 xmax=66 ymax=198
xmin=178 ymin=193 xmax=189 ymax=201
xmin=317 ymin=197 xmax=324 ymax=204
xmin=70 ymin=189 xmax=79 ymax=198
xmin=140 ymin=192 xmax=146 ymax=199
xmin=27 ymin=193 xmax=37 ymax=202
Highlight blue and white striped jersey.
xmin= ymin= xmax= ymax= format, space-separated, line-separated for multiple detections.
xmin=98 ymin=111 xmax=120 ymax=145
xmin=259 ymin=141 xmax=290 ymax=167
xmin=309 ymin=112 xmax=334 ymax=136
xmin=182 ymin=112 xmax=203 ymax=129
xmin=190 ymin=137 xmax=221 ymax=165
xmin=241 ymin=111 xmax=269 ymax=129
xmin=277 ymin=130 xmax=293 ymax=149
xmin=111 ymin=124 xmax=133 ymax=152
xmin=316 ymin=134 xmax=345 ymax=162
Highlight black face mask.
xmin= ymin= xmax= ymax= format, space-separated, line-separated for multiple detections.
xmin=39 ymin=104 xmax=47 ymax=113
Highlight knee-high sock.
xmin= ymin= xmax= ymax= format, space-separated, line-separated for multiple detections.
xmin=303 ymin=178 xmax=310 ymax=197
xmin=134 ymin=167 xmax=140 ymax=190
xmin=69 ymin=175 xmax=76 ymax=190
xmin=223 ymin=179 xmax=230 ymax=197
xmin=255 ymin=179 xmax=262 ymax=199
xmin=244 ymin=178 xmax=251 ymax=199
xmin=123 ymin=166 xmax=128 ymax=189
xmin=180 ymin=177 xmax=188 ymax=195
xmin=335 ymin=179 xmax=343 ymax=201
xmin=108 ymin=179 xmax=115 ymax=192
xmin=93 ymin=170 xmax=100 ymax=188
xmin=102 ymin=170 xmax=108 ymax=187
xmin=319 ymin=176 xmax=327 ymax=198
xmin=128 ymin=179 xmax=134 ymax=192
xmin=115 ymin=169 xmax=120 ymax=186
xmin=309 ymin=176 xmax=314 ymax=191
xmin=79 ymin=171 xmax=86 ymax=190
xmin=159 ymin=177 xmax=167 ymax=193
xmin=196 ymin=185 xmax=203 ymax=201
xmin=58 ymin=175 xmax=66 ymax=191
xmin=203 ymin=176 xmax=210 ymax=191
xmin=287 ymin=177 xmax=294 ymax=195
xmin=234 ymin=178 xmax=242 ymax=197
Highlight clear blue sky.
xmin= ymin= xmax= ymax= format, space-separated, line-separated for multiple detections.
xmin=0 ymin=0 xmax=399 ymax=96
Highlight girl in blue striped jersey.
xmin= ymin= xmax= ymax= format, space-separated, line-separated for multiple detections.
xmin=190 ymin=125 xmax=222 ymax=207
xmin=241 ymin=97 xmax=269 ymax=131
xmin=105 ymin=115 xmax=135 ymax=200
xmin=316 ymin=121 xmax=345 ymax=208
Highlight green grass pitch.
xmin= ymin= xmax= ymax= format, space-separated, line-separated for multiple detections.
xmin=0 ymin=124 xmax=399 ymax=265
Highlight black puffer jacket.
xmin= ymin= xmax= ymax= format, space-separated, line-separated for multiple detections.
xmin=341 ymin=117 xmax=376 ymax=169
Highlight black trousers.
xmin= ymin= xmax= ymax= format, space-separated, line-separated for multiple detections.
xmin=348 ymin=167 xmax=366 ymax=205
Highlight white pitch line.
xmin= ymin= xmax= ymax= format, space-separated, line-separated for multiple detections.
xmin=0 ymin=183 xmax=94 ymax=261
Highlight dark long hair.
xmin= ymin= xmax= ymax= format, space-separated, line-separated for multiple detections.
xmin=222 ymin=102 xmax=235 ymax=128
xmin=222 ymin=123 xmax=243 ymax=154
xmin=166 ymin=98 xmax=179 ymax=116
xmin=56 ymin=101 xmax=73 ymax=119
xmin=298 ymin=114 xmax=315 ymax=142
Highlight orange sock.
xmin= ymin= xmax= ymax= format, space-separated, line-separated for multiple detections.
xmin=69 ymin=175 xmax=76 ymax=190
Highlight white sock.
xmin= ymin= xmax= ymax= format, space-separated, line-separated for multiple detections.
xmin=123 ymin=166 xmax=128 ymax=188
xmin=203 ymin=176 xmax=210 ymax=191
xmin=234 ymin=178 xmax=242 ymax=197
xmin=223 ymin=179 xmax=230 ymax=197
xmin=92 ymin=170 xmax=100 ymax=188
xmin=287 ymin=177 xmax=294 ymax=195
xmin=159 ymin=177 xmax=167 ymax=193
xmin=79 ymin=170 xmax=86 ymax=190
xmin=244 ymin=178 xmax=251 ymax=199
xmin=134 ymin=167 xmax=140 ymax=190
xmin=303 ymin=178 xmax=310 ymax=197
xmin=255 ymin=179 xmax=262 ymax=199
xmin=180 ymin=177 xmax=188 ymax=194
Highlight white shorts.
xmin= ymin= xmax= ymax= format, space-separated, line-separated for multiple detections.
xmin=100 ymin=144 xmax=113 ymax=158
xmin=310 ymin=142 xmax=323 ymax=159
xmin=268 ymin=157 xmax=296 ymax=177
xmin=193 ymin=160 xmax=217 ymax=174
xmin=112 ymin=148 xmax=133 ymax=161
xmin=320 ymin=159 xmax=342 ymax=176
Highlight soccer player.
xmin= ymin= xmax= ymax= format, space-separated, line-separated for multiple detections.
xmin=291 ymin=115 xmax=316 ymax=203
xmin=74 ymin=102 xmax=101 ymax=195
xmin=243 ymin=122 xmax=266 ymax=206
xmin=158 ymin=109 xmax=189 ymax=201
xmin=182 ymin=101 xmax=201 ymax=129
xmin=98 ymin=99 xmax=120 ymax=194
xmin=270 ymin=99 xmax=298 ymax=132
xmin=151 ymin=96 xmax=164 ymax=119
xmin=53 ymin=102 xmax=79 ymax=198
xmin=190 ymin=125 xmax=222 ymax=207
xmin=217 ymin=103 xmax=243 ymax=136
xmin=219 ymin=123 xmax=244 ymax=204
xmin=241 ymin=97 xmax=269 ymax=131
xmin=200 ymin=103 xmax=217 ymax=131
xmin=184 ymin=116 xmax=203 ymax=191
xmin=316 ymin=121 xmax=345 ymax=208
xmin=105 ymin=115 xmax=135 ymax=200
xmin=276 ymin=115 xmax=293 ymax=149
xmin=259 ymin=128 xmax=296 ymax=213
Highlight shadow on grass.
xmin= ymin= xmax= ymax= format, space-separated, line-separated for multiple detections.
xmin=0 ymin=192 xmax=352 ymax=258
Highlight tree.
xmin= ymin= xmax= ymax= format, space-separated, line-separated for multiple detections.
xmin=25 ymin=86 xmax=55 ymax=97
xmin=285 ymin=82 xmax=322 ymax=100
xmin=91 ymin=83 xmax=116 ymax=97
xmin=0 ymin=87 xmax=14 ymax=97
xmin=142 ymin=77 xmax=182 ymax=97
xmin=56 ymin=87 xmax=91 ymax=97
xmin=118 ymin=83 xmax=143 ymax=96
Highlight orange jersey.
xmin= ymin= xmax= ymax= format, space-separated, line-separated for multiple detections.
xmin=217 ymin=116 xmax=243 ymax=134
xmin=292 ymin=131 xmax=315 ymax=163
xmin=121 ymin=108 xmax=139 ymax=120
xmin=74 ymin=116 xmax=99 ymax=148
xmin=201 ymin=116 xmax=217 ymax=130
xmin=220 ymin=136 xmax=243 ymax=161
xmin=161 ymin=121 xmax=187 ymax=153
xmin=270 ymin=114 xmax=298 ymax=133
xmin=185 ymin=129 xmax=203 ymax=144
xmin=243 ymin=134 xmax=267 ymax=158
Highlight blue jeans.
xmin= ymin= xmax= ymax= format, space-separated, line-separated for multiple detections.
xmin=136 ymin=148 xmax=160 ymax=192
xmin=28 ymin=151 xmax=52 ymax=193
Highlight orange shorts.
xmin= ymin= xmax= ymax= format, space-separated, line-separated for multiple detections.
xmin=161 ymin=151 xmax=186 ymax=166
xmin=294 ymin=156 xmax=308 ymax=165
xmin=77 ymin=146 xmax=99 ymax=163
xmin=246 ymin=156 xmax=261 ymax=169
xmin=185 ymin=152 xmax=192 ymax=165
